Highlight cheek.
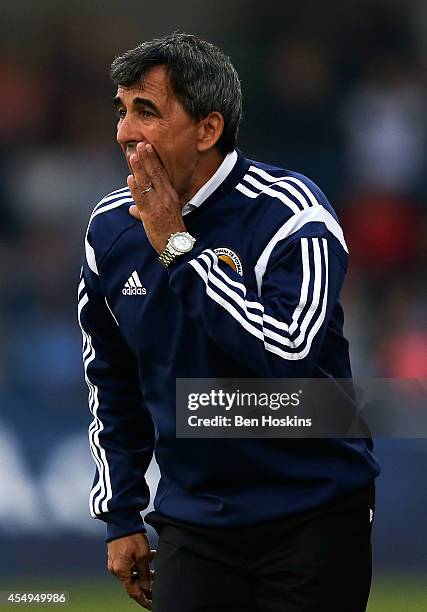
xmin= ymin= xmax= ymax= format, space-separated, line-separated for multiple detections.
xmin=171 ymin=131 xmax=199 ymax=161
xmin=151 ymin=124 xmax=199 ymax=173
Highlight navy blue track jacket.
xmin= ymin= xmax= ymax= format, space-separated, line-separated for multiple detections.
xmin=78 ymin=150 xmax=379 ymax=542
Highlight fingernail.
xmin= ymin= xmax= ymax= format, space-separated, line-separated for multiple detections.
xmin=145 ymin=143 xmax=152 ymax=153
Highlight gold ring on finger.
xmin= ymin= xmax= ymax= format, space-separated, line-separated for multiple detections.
xmin=140 ymin=184 xmax=153 ymax=195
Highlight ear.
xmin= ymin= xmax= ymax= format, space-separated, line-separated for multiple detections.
xmin=196 ymin=112 xmax=224 ymax=152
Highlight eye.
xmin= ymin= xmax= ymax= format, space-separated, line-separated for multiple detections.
xmin=141 ymin=109 xmax=154 ymax=118
xmin=116 ymin=108 xmax=126 ymax=120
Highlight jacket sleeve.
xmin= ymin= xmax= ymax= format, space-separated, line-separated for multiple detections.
xmin=78 ymin=241 xmax=155 ymax=542
xmin=168 ymin=233 xmax=345 ymax=377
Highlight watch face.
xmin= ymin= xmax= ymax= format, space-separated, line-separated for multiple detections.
xmin=171 ymin=233 xmax=193 ymax=253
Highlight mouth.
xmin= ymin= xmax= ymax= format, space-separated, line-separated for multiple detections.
xmin=125 ymin=143 xmax=141 ymax=163
xmin=125 ymin=143 xmax=142 ymax=175
xmin=124 ymin=142 xmax=164 ymax=175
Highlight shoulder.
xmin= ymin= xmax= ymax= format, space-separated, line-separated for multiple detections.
xmin=84 ymin=186 xmax=136 ymax=275
xmin=237 ymin=157 xmax=337 ymax=220
xmin=235 ymin=156 xmax=348 ymax=265
xmin=87 ymin=186 xmax=135 ymax=232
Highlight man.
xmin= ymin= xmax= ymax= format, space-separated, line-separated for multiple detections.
xmin=78 ymin=33 xmax=379 ymax=611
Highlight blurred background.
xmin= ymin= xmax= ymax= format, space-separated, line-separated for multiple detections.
xmin=0 ymin=0 xmax=426 ymax=610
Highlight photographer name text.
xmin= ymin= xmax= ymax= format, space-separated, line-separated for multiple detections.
xmin=188 ymin=415 xmax=312 ymax=428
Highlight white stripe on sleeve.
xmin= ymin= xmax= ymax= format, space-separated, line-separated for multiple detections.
xmin=189 ymin=241 xmax=329 ymax=360
xmin=77 ymin=286 xmax=113 ymax=516
xmin=254 ymin=206 xmax=347 ymax=295
xmin=237 ymin=178 xmax=301 ymax=214
xmin=247 ymin=168 xmax=320 ymax=209
xmin=84 ymin=194 xmax=134 ymax=276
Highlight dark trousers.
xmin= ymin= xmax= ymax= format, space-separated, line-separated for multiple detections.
xmin=146 ymin=486 xmax=375 ymax=612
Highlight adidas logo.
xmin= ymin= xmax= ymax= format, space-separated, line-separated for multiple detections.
xmin=122 ymin=271 xmax=147 ymax=295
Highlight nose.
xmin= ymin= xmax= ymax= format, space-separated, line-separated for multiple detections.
xmin=116 ymin=112 xmax=143 ymax=148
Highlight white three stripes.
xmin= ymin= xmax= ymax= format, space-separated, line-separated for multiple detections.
xmin=124 ymin=271 xmax=144 ymax=288
xmin=78 ymin=278 xmax=112 ymax=516
xmin=189 ymin=240 xmax=328 ymax=361
xmin=235 ymin=166 xmax=347 ymax=299
xmin=237 ymin=165 xmax=321 ymax=214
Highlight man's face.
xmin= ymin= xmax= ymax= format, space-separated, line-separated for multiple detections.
xmin=114 ymin=65 xmax=200 ymax=197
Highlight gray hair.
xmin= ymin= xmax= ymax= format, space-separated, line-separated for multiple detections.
xmin=110 ymin=32 xmax=242 ymax=154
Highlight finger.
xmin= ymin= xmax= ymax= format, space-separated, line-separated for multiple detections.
xmin=129 ymin=151 xmax=152 ymax=192
xmin=123 ymin=577 xmax=152 ymax=609
xmin=134 ymin=560 xmax=152 ymax=592
xmin=127 ymin=174 xmax=139 ymax=198
xmin=137 ymin=143 xmax=170 ymax=192
xmin=131 ymin=553 xmax=156 ymax=586
xmin=108 ymin=560 xmax=135 ymax=583
xmin=127 ymin=175 xmax=150 ymax=214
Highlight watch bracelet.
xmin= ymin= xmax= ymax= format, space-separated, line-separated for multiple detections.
xmin=158 ymin=247 xmax=177 ymax=268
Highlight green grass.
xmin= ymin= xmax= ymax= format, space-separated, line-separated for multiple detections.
xmin=1 ymin=574 xmax=425 ymax=611
xmin=367 ymin=575 xmax=427 ymax=612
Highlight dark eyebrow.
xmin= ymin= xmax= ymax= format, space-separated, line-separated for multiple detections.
xmin=112 ymin=96 xmax=160 ymax=115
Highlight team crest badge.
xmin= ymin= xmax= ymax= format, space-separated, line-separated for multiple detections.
xmin=214 ymin=247 xmax=243 ymax=276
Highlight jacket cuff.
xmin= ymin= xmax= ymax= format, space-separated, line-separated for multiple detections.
xmin=166 ymin=243 xmax=206 ymax=275
xmin=104 ymin=510 xmax=146 ymax=543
